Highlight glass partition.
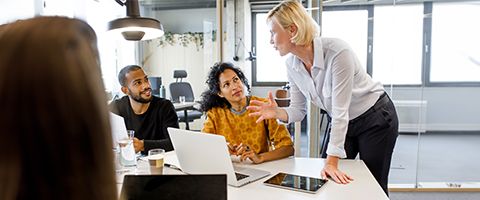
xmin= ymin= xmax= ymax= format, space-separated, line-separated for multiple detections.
xmin=320 ymin=0 xmax=480 ymax=190
xmin=416 ymin=0 xmax=480 ymax=189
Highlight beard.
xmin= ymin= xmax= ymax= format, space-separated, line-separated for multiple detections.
xmin=129 ymin=88 xmax=153 ymax=103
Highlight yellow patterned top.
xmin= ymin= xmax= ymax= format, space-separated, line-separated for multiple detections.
xmin=201 ymin=96 xmax=293 ymax=154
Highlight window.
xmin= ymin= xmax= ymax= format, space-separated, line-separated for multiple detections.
xmin=42 ymin=0 xmax=74 ymax=17
xmin=253 ymin=13 xmax=288 ymax=85
xmin=251 ymin=1 xmax=480 ymax=87
xmin=85 ymin=0 xmax=136 ymax=92
xmin=430 ymin=2 xmax=480 ymax=83
xmin=0 ymin=0 xmax=34 ymax=24
xmin=322 ymin=9 xmax=369 ymax=72
xmin=372 ymin=4 xmax=424 ymax=85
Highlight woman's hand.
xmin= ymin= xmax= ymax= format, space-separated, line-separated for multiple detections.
xmin=240 ymin=150 xmax=264 ymax=164
xmin=247 ymin=92 xmax=280 ymax=123
xmin=321 ymin=156 xmax=354 ymax=184
xmin=227 ymin=143 xmax=238 ymax=155
xmin=234 ymin=144 xmax=261 ymax=164
xmin=233 ymin=143 xmax=265 ymax=164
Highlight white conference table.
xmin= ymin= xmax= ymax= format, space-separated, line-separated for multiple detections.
xmin=117 ymin=151 xmax=388 ymax=200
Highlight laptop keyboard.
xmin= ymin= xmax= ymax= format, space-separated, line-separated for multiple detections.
xmin=235 ymin=172 xmax=249 ymax=181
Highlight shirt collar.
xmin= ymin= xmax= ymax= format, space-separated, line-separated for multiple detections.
xmin=312 ymin=37 xmax=325 ymax=70
xmin=291 ymin=37 xmax=324 ymax=71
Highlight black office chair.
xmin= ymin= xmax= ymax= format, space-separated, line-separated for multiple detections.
xmin=169 ymin=70 xmax=202 ymax=130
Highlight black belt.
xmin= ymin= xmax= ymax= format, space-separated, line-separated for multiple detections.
xmin=349 ymin=92 xmax=389 ymax=124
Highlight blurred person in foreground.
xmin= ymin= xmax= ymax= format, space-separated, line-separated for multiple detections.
xmin=0 ymin=17 xmax=117 ymax=200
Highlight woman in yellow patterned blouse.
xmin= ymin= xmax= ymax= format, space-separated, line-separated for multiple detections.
xmin=200 ymin=62 xmax=294 ymax=164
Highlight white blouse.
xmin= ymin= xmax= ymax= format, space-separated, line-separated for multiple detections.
xmin=283 ymin=37 xmax=384 ymax=158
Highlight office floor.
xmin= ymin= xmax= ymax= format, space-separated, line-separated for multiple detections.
xmin=297 ymin=131 xmax=480 ymax=184
xmin=389 ymin=132 xmax=480 ymax=184
xmin=390 ymin=192 xmax=480 ymax=200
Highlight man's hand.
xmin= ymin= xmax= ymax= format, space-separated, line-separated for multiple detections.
xmin=133 ymin=137 xmax=144 ymax=153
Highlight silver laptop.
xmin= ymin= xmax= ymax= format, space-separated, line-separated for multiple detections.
xmin=167 ymin=127 xmax=270 ymax=187
xmin=109 ymin=112 xmax=128 ymax=147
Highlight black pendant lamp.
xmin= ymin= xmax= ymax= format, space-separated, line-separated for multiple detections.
xmin=108 ymin=0 xmax=164 ymax=41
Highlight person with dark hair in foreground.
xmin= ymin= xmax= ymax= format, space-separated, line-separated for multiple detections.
xmin=0 ymin=17 xmax=116 ymax=200
xmin=200 ymin=62 xmax=294 ymax=164
xmin=109 ymin=65 xmax=179 ymax=153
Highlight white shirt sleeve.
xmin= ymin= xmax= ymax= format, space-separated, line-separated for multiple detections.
xmin=325 ymin=49 xmax=356 ymax=159
xmin=281 ymin=56 xmax=308 ymax=124
xmin=283 ymin=80 xmax=307 ymax=123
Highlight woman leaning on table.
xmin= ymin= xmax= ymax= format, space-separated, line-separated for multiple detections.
xmin=247 ymin=0 xmax=398 ymax=195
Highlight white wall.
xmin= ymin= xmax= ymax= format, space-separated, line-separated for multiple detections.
xmin=140 ymin=36 xmax=216 ymax=100
xmin=143 ymin=8 xmax=216 ymax=33
xmin=0 ymin=0 xmax=36 ymax=24
xmin=138 ymin=3 xmax=248 ymax=101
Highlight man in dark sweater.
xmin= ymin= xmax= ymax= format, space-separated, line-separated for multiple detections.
xmin=109 ymin=65 xmax=179 ymax=153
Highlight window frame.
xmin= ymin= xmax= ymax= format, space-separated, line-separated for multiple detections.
xmin=251 ymin=2 xmax=480 ymax=88
xmin=251 ymin=12 xmax=288 ymax=87
xmin=424 ymin=2 xmax=480 ymax=87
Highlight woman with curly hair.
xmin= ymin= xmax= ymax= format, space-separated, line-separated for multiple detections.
xmin=200 ymin=62 xmax=294 ymax=164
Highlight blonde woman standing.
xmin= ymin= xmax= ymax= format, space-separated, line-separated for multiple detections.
xmin=248 ymin=0 xmax=398 ymax=195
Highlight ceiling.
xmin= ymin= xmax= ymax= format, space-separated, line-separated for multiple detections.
xmin=139 ymin=0 xmax=216 ymax=10
xmin=138 ymin=0 xmax=475 ymax=10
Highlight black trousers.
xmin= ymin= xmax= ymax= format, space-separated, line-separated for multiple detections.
xmin=322 ymin=93 xmax=399 ymax=195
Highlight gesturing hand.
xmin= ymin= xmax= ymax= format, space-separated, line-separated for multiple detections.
xmin=246 ymin=92 xmax=279 ymax=123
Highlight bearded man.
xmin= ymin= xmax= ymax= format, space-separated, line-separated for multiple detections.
xmin=109 ymin=65 xmax=179 ymax=153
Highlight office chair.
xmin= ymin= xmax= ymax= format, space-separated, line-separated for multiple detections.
xmin=169 ymin=70 xmax=202 ymax=130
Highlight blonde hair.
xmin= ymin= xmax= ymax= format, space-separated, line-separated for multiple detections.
xmin=0 ymin=17 xmax=116 ymax=200
xmin=267 ymin=0 xmax=320 ymax=46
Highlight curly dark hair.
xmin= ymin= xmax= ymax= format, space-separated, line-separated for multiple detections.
xmin=199 ymin=62 xmax=250 ymax=112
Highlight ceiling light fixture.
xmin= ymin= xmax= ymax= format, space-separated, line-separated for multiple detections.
xmin=108 ymin=0 xmax=164 ymax=41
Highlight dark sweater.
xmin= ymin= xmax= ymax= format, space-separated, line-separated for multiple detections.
xmin=109 ymin=96 xmax=179 ymax=153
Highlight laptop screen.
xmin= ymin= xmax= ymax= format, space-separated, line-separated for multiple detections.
xmin=120 ymin=174 xmax=227 ymax=200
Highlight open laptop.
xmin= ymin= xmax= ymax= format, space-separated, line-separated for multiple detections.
xmin=120 ymin=174 xmax=227 ymax=200
xmin=109 ymin=112 xmax=128 ymax=147
xmin=167 ymin=127 xmax=270 ymax=187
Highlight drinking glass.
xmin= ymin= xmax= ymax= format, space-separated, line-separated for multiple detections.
xmin=148 ymin=149 xmax=165 ymax=174
xmin=119 ymin=130 xmax=137 ymax=167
